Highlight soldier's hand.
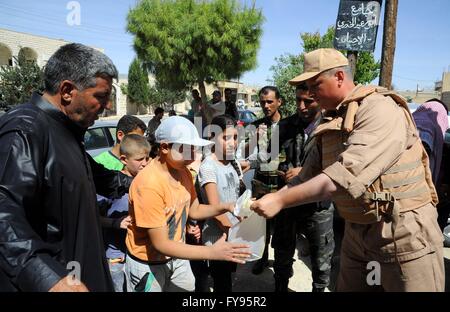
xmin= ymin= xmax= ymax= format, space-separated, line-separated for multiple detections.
xmin=250 ymin=192 xmax=283 ymax=219
xmin=285 ymin=167 xmax=302 ymax=182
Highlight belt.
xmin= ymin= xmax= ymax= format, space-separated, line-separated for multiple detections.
xmin=255 ymin=171 xmax=279 ymax=186
xmin=127 ymin=251 xmax=171 ymax=265
xmin=108 ymin=257 xmax=125 ymax=264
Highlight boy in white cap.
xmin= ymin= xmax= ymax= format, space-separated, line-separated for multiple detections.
xmin=125 ymin=116 xmax=250 ymax=292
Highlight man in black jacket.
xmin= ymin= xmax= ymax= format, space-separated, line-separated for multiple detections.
xmin=271 ymin=83 xmax=335 ymax=292
xmin=0 ymin=43 xmax=132 ymax=292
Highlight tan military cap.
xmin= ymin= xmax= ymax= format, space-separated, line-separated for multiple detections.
xmin=289 ymin=48 xmax=349 ymax=85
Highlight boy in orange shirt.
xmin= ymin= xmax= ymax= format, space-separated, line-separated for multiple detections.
xmin=125 ymin=116 xmax=249 ymax=292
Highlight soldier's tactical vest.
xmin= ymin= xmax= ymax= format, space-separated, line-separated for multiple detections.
xmin=316 ymin=86 xmax=438 ymax=224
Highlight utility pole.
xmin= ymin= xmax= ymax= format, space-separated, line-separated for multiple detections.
xmin=347 ymin=51 xmax=358 ymax=78
xmin=379 ymin=0 xmax=398 ymax=90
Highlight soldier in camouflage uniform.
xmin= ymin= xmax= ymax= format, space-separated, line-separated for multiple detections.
xmin=271 ymin=83 xmax=334 ymax=292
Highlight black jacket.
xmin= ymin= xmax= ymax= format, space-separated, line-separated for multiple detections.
xmin=250 ymin=114 xmax=307 ymax=167
xmin=0 ymin=93 xmax=132 ymax=292
xmin=278 ymin=114 xmax=308 ymax=168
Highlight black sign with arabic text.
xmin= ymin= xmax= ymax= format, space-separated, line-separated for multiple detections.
xmin=334 ymin=0 xmax=382 ymax=52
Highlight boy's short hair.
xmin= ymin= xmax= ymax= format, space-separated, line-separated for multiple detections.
xmin=116 ymin=115 xmax=147 ymax=142
xmin=120 ymin=134 xmax=151 ymax=157
xmin=154 ymin=107 xmax=165 ymax=115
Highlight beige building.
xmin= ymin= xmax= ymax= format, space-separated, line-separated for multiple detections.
xmin=214 ymin=80 xmax=259 ymax=106
xmin=397 ymin=90 xmax=441 ymax=105
xmin=1 ymin=28 xmax=259 ymax=117
xmin=436 ymin=72 xmax=450 ymax=108
xmin=435 ymin=72 xmax=450 ymax=108
xmin=0 ymin=28 xmax=129 ymax=116
xmin=0 ymin=28 xmax=71 ymax=67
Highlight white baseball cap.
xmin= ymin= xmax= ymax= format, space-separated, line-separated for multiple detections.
xmin=155 ymin=116 xmax=213 ymax=147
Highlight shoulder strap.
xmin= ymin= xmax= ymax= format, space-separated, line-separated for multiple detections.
xmin=341 ymin=86 xmax=409 ymax=133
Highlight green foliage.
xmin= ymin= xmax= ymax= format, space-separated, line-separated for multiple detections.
xmin=301 ymin=26 xmax=335 ymax=53
xmin=354 ymin=51 xmax=380 ymax=85
xmin=269 ymin=54 xmax=303 ymax=117
xmin=148 ymin=82 xmax=186 ymax=110
xmin=120 ymin=83 xmax=128 ymax=96
xmin=127 ymin=0 xmax=264 ymax=100
xmin=270 ymin=26 xmax=380 ymax=116
xmin=0 ymin=55 xmax=44 ymax=110
xmin=127 ymin=58 xmax=150 ymax=107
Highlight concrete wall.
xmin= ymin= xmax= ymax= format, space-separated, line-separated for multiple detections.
xmin=0 ymin=28 xmax=126 ymax=115
xmin=397 ymin=91 xmax=441 ymax=105
xmin=0 ymin=28 xmax=72 ymax=67
xmin=442 ymin=73 xmax=450 ymax=107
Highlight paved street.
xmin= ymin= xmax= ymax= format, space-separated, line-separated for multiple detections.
xmin=230 ymin=222 xmax=450 ymax=292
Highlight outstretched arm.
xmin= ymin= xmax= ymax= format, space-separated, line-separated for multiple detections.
xmin=251 ymin=173 xmax=336 ymax=219
xmin=148 ymin=227 xmax=249 ymax=264
xmin=188 ymin=198 xmax=234 ymax=221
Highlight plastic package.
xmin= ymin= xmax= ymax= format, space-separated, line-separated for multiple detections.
xmin=228 ymin=190 xmax=266 ymax=261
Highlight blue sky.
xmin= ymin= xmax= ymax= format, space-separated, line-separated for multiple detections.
xmin=1 ymin=0 xmax=449 ymax=91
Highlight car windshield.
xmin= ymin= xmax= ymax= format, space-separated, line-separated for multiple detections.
xmin=239 ymin=111 xmax=255 ymax=120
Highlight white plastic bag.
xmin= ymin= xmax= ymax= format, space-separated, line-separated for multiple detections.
xmin=228 ymin=190 xmax=266 ymax=262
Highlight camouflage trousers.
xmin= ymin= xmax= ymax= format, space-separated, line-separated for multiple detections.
xmin=272 ymin=203 xmax=335 ymax=290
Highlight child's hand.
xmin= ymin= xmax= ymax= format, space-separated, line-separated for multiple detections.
xmin=225 ymin=202 xmax=236 ymax=215
xmin=240 ymin=160 xmax=250 ymax=173
xmin=187 ymin=223 xmax=201 ymax=243
xmin=120 ymin=216 xmax=132 ymax=229
xmin=285 ymin=167 xmax=302 ymax=182
xmin=210 ymin=234 xmax=250 ymax=264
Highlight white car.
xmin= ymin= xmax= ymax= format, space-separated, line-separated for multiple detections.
xmin=237 ymin=99 xmax=246 ymax=109
xmin=85 ymin=120 xmax=118 ymax=157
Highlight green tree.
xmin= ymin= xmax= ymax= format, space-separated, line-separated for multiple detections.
xmin=270 ymin=26 xmax=380 ymax=115
xmin=120 ymin=83 xmax=128 ymax=96
xmin=127 ymin=0 xmax=264 ymax=102
xmin=0 ymin=54 xmax=44 ymax=111
xmin=269 ymin=53 xmax=303 ymax=117
xmin=148 ymin=82 xmax=186 ymax=111
xmin=127 ymin=58 xmax=150 ymax=112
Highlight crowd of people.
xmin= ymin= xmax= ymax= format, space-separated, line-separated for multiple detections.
xmin=0 ymin=43 xmax=448 ymax=293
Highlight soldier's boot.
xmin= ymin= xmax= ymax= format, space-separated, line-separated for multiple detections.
xmin=274 ymin=277 xmax=289 ymax=292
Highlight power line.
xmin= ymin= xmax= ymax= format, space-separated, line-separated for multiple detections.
xmin=0 ymin=22 xmax=133 ymax=45
xmin=0 ymin=2 xmax=126 ymax=33
xmin=393 ymin=75 xmax=437 ymax=83
xmin=0 ymin=6 xmax=131 ymax=39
